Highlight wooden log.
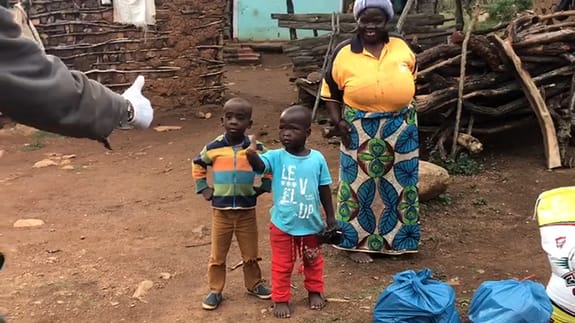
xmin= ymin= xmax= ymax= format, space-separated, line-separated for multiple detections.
xmin=416 ymin=44 xmax=462 ymax=68
xmin=515 ymin=42 xmax=573 ymax=56
xmin=492 ymin=34 xmax=561 ymax=169
xmin=278 ymin=20 xmax=455 ymax=33
xmin=513 ymin=29 xmax=575 ymax=48
xmin=271 ymin=13 xmax=450 ymax=25
xmin=463 ymin=83 xmax=567 ymax=116
xmin=46 ymin=37 xmax=168 ymax=51
xmin=29 ymin=8 xmax=112 ymax=19
xmin=84 ymin=67 xmax=180 ymax=75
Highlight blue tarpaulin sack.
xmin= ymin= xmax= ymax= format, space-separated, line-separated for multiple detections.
xmin=468 ymin=279 xmax=552 ymax=323
xmin=373 ymin=268 xmax=461 ymax=323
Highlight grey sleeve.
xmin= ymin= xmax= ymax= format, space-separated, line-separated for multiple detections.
xmin=0 ymin=7 xmax=128 ymax=142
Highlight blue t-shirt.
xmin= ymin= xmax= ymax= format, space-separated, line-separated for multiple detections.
xmin=261 ymin=149 xmax=332 ymax=236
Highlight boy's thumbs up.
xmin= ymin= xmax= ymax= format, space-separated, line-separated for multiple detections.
xmin=248 ymin=134 xmax=258 ymax=151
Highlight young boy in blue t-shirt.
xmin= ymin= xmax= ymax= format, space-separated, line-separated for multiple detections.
xmin=246 ymin=105 xmax=337 ymax=319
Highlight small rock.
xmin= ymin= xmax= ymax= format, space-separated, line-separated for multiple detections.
xmin=204 ymin=112 xmax=212 ymax=119
xmin=476 ymin=269 xmax=486 ymax=274
xmin=132 ymin=280 xmax=154 ymax=300
xmin=33 ymin=159 xmax=58 ymax=168
xmin=153 ymin=126 xmax=182 ymax=132
xmin=56 ymin=300 xmax=64 ymax=304
xmin=194 ymin=111 xmax=206 ymax=119
xmin=192 ymin=225 xmax=208 ymax=238
xmin=110 ymin=301 xmax=120 ymax=306
xmin=260 ymin=308 xmax=267 ymax=314
xmin=59 ymin=159 xmax=72 ymax=166
xmin=159 ymin=273 xmax=171 ymax=280
xmin=13 ymin=124 xmax=37 ymax=136
xmin=419 ymin=161 xmax=450 ymax=202
xmin=61 ymin=165 xmax=74 ymax=170
xmin=62 ymin=154 xmax=76 ymax=160
xmin=360 ymin=306 xmax=371 ymax=310
xmin=448 ymin=277 xmax=461 ymax=286
xmin=13 ymin=219 xmax=45 ymax=228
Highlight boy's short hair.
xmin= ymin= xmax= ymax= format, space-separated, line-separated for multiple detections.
xmin=224 ymin=97 xmax=253 ymax=116
xmin=282 ymin=105 xmax=312 ymax=127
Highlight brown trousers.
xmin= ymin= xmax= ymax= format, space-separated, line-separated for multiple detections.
xmin=208 ymin=208 xmax=262 ymax=293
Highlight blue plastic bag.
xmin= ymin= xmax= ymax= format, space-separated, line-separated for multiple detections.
xmin=468 ymin=279 xmax=552 ymax=323
xmin=373 ymin=268 xmax=461 ymax=323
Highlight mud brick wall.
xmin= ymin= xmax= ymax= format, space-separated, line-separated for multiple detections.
xmin=27 ymin=0 xmax=225 ymax=111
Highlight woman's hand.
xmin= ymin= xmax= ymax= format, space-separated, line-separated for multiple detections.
xmin=336 ymin=119 xmax=352 ymax=148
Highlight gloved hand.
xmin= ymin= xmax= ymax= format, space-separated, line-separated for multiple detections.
xmin=121 ymin=75 xmax=153 ymax=129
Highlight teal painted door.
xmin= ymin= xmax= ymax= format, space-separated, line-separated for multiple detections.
xmin=233 ymin=0 xmax=343 ymax=41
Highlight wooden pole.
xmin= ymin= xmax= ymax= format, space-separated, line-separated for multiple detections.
xmin=454 ymin=0 xmax=465 ymax=31
xmin=451 ymin=6 xmax=480 ymax=157
xmin=286 ymin=0 xmax=297 ymax=40
xmin=396 ymin=0 xmax=416 ymax=33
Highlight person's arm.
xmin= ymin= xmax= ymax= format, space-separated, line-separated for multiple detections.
xmin=318 ymin=153 xmax=337 ymax=229
xmin=319 ymin=185 xmax=337 ymax=229
xmin=0 ymin=7 xmax=151 ymax=143
xmin=254 ymin=141 xmax=272 ymax=195
xmin=320 ymin=52 xmax=351 ymax=147
xmin=192 ymin=146 xmax=214 ymax=201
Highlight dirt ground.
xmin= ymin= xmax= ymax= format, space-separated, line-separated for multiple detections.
xmin=1 ymin=54 xmax=575 ymax=323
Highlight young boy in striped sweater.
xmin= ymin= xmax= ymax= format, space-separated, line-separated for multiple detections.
xmin=192 ymin=97 xmax=271 ymax=310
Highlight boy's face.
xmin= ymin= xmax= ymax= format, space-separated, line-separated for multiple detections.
xmin=279 ymin=111 xmax=310 ymax=149
xmin=221 ymin=103 xmax=252 ymax=138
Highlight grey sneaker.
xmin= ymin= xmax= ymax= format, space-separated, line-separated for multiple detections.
xmin=202 ymin=292 xmax=222 ymax=310
xmin=248 ymin=282 xmax=272 ymax=300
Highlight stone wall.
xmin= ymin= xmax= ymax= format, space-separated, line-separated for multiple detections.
xmin=27 ymin=0 xmax=225 ymax=111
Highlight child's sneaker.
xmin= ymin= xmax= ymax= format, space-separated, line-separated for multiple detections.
xmin=248 ymin=282 xmax=272 ymax=299
xmin=202 ymin=292 xmax=222 ymax=310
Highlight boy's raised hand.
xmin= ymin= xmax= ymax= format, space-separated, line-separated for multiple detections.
xmin=245 ymin=134 xmax=266 ymax=173
xmin=248 ymin=134 xmax=257 ymax=151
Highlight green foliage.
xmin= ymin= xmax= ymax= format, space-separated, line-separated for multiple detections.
xmin=486 ymin=0 xmax=532 ymax=22
xmin=436 ymin=193 xmax=453 ymax=206
xmin=472 ymin=197 xmax=488 ymax=206
xmin=22 ymin=131 xmax=59 ymax=152
xmin=429 ymin=151 xmax=482 ymax=175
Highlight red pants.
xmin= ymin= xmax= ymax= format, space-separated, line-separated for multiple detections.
xmin=270 ymin=223 xmax=324 ymax=303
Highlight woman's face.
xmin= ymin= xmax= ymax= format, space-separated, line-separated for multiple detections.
xmin=357 ymin=8 xmax=388 ymax=44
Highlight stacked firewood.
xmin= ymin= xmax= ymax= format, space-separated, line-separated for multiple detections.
xmin=288 ymin=11 xmax=575 ymax=168
xmin=416 ymin=11 xmax=575 ymax=168
xmin=223 ymin=44 xmax=262 ymax=64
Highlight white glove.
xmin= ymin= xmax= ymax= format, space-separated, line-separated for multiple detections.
xmin=121 ymin=75 xmax=153 ymax=129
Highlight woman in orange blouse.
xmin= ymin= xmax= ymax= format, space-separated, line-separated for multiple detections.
xmin=321 ymin=0 xmax=420 ymax=263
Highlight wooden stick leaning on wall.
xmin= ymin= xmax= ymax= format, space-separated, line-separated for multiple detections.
xmin=451 ymin=6 xmax=480 ymax=157
xmin=311 ymin=13 xmax=338 ymax=122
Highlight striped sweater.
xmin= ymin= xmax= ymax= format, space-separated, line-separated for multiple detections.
xmin=192 ymin=134 xmax=271 ymax=209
